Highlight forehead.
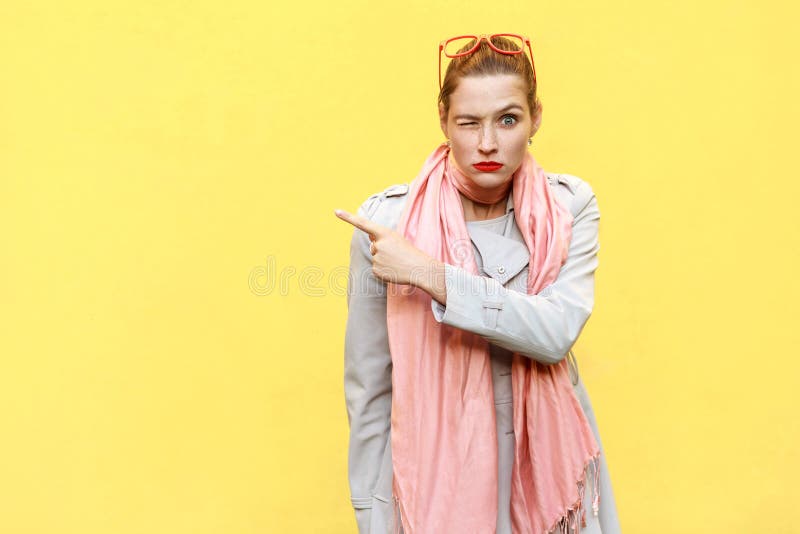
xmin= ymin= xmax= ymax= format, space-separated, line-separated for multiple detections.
xmin=449 ymin=74 xmax=529 ymax=114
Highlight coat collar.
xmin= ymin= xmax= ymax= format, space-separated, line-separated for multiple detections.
xmin=464 ymin=178 xmax=562 ymax=285
xmin=466 ymin=201 xmax=529 ymax=285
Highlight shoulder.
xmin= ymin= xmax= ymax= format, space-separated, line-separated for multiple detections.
xmin=356 ymin=183 xmax=410 ymax=230
xmin=354 ymin=174 xmax=597 ymax=226
xmin=544 ymin=172 xmax=597 ymax=219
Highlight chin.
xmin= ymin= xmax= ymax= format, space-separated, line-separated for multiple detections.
xmin=468 ymin=171 xmax=514 ymax=188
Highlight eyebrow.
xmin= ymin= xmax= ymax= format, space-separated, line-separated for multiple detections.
xmin=454 ymin=103 xmax=525 ymax=121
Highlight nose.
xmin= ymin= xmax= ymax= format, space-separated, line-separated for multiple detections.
xmin=478 ymin=125 xmax=498 ymax=155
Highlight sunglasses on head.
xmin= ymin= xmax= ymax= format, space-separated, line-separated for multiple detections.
xmin=438 ymin=33 xmax=537 ymax=91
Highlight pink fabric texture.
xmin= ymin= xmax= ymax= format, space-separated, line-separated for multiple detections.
xmin=386 ymin=143 xmax=601 ymax=533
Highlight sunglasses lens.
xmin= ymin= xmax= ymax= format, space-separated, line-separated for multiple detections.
xmin=490 ymin=34 xmax=524 ymax=53
xmin=443 ymin=36 xmax=478 ymax=57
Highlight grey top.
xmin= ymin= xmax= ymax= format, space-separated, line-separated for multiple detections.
xmin=344 ymin=174 xmax=622 ymax=533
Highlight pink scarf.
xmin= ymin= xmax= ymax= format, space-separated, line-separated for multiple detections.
xmin=386 ymin=143 xmax=601 ymax=533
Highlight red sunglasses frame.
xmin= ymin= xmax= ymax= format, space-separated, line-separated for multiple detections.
xmin=438 ymin=33 xmax=537 ymax=91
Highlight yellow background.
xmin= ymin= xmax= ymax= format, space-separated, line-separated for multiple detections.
xmin=1 ymin=1 xmax=798 ymax=532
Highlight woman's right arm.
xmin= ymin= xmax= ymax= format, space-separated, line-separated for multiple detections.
xmin=428 ymin=177 xmax=601 ymax=366
xmin=343 ymin=198 xmax=393 ymax=533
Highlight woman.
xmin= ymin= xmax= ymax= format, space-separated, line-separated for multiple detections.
xmin=336 ymin=34 xmax=620 ymax=534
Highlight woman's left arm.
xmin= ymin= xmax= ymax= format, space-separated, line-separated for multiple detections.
xmin=431 ymin=181 xmax=601 ymax=365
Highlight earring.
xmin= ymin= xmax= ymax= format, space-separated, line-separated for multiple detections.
xmin=446 ymin=139 xmax=451 ymax=147
xmin=527 ymin=138 xmax=532 ymax=146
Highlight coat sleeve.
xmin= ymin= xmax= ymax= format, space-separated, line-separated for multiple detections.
xmin=343 ymin=198 xmax=393 ymax=533
xmin=430 ymin=180 xmax=601 ymax=365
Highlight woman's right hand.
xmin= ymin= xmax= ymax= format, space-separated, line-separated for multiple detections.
xmin=334 ymin=209 xmax=446 ymax=303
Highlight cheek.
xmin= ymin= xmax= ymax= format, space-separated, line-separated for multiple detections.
xmin=507 ymin=131 xmax=529 ymax=147
xmin=451 ymin=130 xmax=477 ymax=145
xmin=504 ymin=134 xmax=529 ymax=157
xmin=446 ymin=142 xmax=470 ymax=171
xmin=452 ymin=137 xmax=474 ymax=159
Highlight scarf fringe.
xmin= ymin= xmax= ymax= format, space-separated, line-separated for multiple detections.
xmin=390 ymin=455 xmax=600 ymax=534
xmin=545 ymin=454 xmax=601 ymax=534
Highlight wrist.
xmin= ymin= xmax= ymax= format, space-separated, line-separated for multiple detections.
xmin=419 ymin=259 xmax=447 ymax=303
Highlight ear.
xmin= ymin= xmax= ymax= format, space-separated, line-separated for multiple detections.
xmin=438 ymin=102 xmax=449 ymax=139
xmin=529 ymin=100 xmax=543 ymax=137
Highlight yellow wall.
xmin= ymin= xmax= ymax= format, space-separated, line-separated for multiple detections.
xmin=2 ymin=1 xmax=798 ymax=532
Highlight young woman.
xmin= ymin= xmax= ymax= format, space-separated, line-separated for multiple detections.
xmin=336 ymin=34 xmax=621 ymax=534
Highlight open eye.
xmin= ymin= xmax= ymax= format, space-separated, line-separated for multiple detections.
xmin=500 ymin=114 xmax=518 ymax=126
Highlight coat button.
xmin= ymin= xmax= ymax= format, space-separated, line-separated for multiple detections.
xmin=497 ymin=266 xmax=506 ymax=274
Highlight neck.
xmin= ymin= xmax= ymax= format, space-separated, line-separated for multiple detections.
xmin=460 ymin=193 xmax=509 ymax=222
xmin=447 ymin=153 xmax=512 ymax=221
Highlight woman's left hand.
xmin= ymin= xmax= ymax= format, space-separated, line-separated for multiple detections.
xmin=335 ymin=209 xmax=445 ymax=296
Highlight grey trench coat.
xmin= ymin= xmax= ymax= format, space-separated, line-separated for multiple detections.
xmin=344 ymin=173 xmax=621 ymax=533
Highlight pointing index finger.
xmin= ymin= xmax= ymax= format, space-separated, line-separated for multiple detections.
xmin=334 ymin=209 xmax=387 ymax=238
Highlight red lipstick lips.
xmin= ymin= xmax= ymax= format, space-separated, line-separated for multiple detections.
xmin=472 ymin=161 xmax=504 ymax=172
